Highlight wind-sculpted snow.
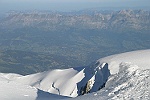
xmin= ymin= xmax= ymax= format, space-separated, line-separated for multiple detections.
xmin=0 ymin=62 xmax=110 ymax=99
xmin=107 ymin=63 xmax=150 ymax=100
xmin=0 ymin=49 xmax=150 ymax=100
xmin=12 ymin=62 xmax=110 ymax=97
xmin=98 ymin=49 xmax=150 ymax=74
xmin=76 ymin=63 xmax=110 ymax=96
xmin=72 ymin=63 xmax=150 ymax=100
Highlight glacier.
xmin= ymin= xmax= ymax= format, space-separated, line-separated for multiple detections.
xmin=0 ymin=49 xmax=150 ymax=100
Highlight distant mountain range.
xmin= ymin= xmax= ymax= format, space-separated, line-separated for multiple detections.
xmin=1 ymin=9 xmax=150 ymax=31
xmin=0 ymin=9 xmax=150 ymax=75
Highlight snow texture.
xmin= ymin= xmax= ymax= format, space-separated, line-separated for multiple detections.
xmin=0 ymin=49 xmax=150 ymax=100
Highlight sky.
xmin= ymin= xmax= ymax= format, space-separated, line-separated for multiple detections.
xmin=0 ymin=0 xmax=150 ymax=13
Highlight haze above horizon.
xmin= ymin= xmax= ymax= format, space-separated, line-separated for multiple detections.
xmin=0 ymin=0 xmax=150 ymax=13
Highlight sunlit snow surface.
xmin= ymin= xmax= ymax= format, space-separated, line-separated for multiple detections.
xmin=0 ymin=50 xmax=150 ymax=100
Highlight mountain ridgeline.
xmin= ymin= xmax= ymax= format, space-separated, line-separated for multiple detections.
xmin=1 ymin=9 xmax=150 ymax=30
xmin=0 ymin=9 xmax=150 ymax=75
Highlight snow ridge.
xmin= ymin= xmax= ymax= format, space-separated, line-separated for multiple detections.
xmin=0 ymin=49 xmax=150 ymax=100
xmin=72 ymin=62 xmax=150 ymax=100
xmin=0 ymin=62 xmax=110 ymax=98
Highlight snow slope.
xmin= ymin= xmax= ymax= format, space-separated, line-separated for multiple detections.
xmin=0 ymin=73 xmax=69 ymax=100
xmin=0 ymin=49 xmax=150 ymax=100
xmin=71 ymin=49 xmax=150 ymax=100
xmin=99 ymin=49 xmax=150 ymax=74
xmin=0 ymin=63 xmax=110 ymax=98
